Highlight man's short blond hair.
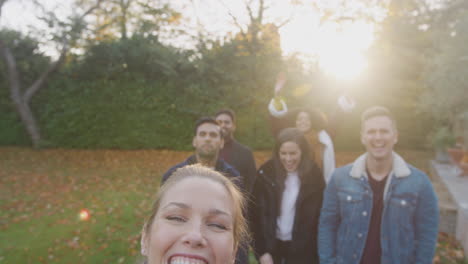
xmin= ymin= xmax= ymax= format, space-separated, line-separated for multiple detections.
xmin=361 ymin=106 xmax=397 ymax=130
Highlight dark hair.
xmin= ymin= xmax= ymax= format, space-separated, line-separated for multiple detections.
xmin=194 ymin=116 xmax=223 ymax=137
xmin=292 ymin=108 xmax=328 ymax=131
xmin=273 ymin=127 xmax=313 ymax=180
xmin=215 ymin=109 xmax=236 ymax=123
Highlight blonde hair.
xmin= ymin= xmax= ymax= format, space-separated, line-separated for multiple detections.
xmin=361 ymin=106 xmax=397 ymax=130
xmin=142 ymin=164 xmax=249 ymax=251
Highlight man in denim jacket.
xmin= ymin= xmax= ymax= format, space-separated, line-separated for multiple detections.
xmin=318 ymin=106 xmax=438 ymax=264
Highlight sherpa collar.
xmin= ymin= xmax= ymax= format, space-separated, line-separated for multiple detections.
xmin=349 ymin=152 xmax=411 ymax=179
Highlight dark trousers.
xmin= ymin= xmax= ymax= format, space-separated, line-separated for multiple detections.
xmin=272 ymin=239 xmax=292 ymax=264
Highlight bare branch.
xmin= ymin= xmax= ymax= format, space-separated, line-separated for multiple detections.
xmin=244 ymin=0 xmax=255 ymax=24
xmin=23 ymin=41 xmax=68 ymax=104
xmin=277 ymin=18 xmax=291 ymax=29
xmin=22 ymin=0 xmax=101 ymax=103
xmin=219 ymin=0 xmax=247 ymax=37
xmin=78 ymin=0 xmax=104 ymax=20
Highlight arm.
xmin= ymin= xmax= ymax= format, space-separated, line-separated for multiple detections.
xmin=226 ymin=166 xmax=244 ymax=191
xmin=243 ymin=149 xmax=257 ymax=195
xmin=318 ymin=174 xmax=340 ymax=264
xmin=413 ymin=176 xmax=439 ymax=263
xmin=267 ymin=72 xmax=294 ymax=137
xmin=267 ymin=97 xmax=294 ymax=137
xmin=248 ymin=174 xmax=268 ymax=260
xmin=311 ymin=173 xmax=326 ymax=264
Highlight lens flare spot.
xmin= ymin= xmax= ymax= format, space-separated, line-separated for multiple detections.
xmin=79 ymin=209 xmax=90 ymax=221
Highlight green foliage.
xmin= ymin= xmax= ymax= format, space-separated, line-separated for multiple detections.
xmin=0 ymin=8 xmax=441 ymax=150
xmin=80 ymin=0 xmax=181 ymax=41
xmin=0 ymin=29 xmax=51 ymax=146
xmin=420 ymin=11 xmax=468 ymax=125
xmin=74 ymin=34 xmax=189 ymax=81
xmin=0 ymin=32 xmax=280 ymax=149
xmin=33 ymin=78 xmax=193 ymax=149
xmin=431 ymin=126 xmax=456 ymax=150
xmin=0 ymin=29 xmax=51 ymax=88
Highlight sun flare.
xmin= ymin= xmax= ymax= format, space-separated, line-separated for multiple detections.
xmin=281 ymin=16 xmax=375 ymax=80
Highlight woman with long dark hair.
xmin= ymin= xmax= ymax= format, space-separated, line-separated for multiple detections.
xmin=250 ymin=127 xmax=325 ymax=264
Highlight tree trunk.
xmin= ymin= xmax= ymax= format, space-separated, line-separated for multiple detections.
xmin=12 ymin=98 xmax=42 ymax=147
xmin=1 ymin=39 xmax=42 ymax=147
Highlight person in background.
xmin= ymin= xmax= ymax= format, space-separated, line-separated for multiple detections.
xmin=250 ymin=128 xmax=325 ymax=264
xmin=141 ymin=164 xmax=249 ymax=264
xmin=160 ymin=117 xmax=249 ymax=264
xmin=318 ymin=106 xmax=439 ymax=264
xmin=268 ymin=73 xmax=355 ymax=184
xmin=161 ymin=117 xmax=240 ymax=186
xmin=215 ymin=109 xmax=257 ymax=195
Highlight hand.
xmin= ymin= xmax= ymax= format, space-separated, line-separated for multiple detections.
xmin=274 ymin=72 xmax=287 ymax=96
xmin=259 ymin=253 xmax=274 ymax=264
xmin=337 ymin=94 xmax=356 ymax=113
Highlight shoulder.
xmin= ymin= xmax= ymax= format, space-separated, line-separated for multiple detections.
xmin=232 ymin=140 xmax=253 ymax=154
xmin=406 ymin=164 xmax=433 ymax=188
xmin=328 ymin=163 xmax=354 ymax=186
xmin=333 ymin=163 xmax=353 ymax=179
xmin=258 ymin=159 xmax=275 ymax=174
xmin=219 ymin=159 xmax=240 ymax=177
xmin=254 ymin=160 xmax=276 ymax=190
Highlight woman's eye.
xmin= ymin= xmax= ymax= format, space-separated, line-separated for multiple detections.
xmin=166 ymin=216 xmax=186 ymax=222
xmin=208 ymin=223 xmax=228 ymax=230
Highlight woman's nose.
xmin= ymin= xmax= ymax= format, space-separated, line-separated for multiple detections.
xmin=182 ymin=223 xmax=207 ymax=248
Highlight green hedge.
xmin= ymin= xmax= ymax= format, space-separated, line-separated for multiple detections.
xmin=0 ymin=77 xmax=276 ymax=150
xmin=0 ymin=77 xmax=432 ymax=150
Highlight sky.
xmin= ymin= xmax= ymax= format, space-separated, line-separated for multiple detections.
xmin=1 ymin=0 xmax=381 ymax=80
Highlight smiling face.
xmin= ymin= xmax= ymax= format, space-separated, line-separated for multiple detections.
xmin=142 ymin=177 xmax=235 ymax=264
xmin=193 ymin=123 xmax=224 ymax=160
xmin=296 ymin=111 xmax=311 ymax=133
xmin=361 ymin=115 xmax=398 ymax=163
xmin=215 ymin=114 xmax=235 ymax=142
xmin=279 ymin=141 xmax=302 ymax=172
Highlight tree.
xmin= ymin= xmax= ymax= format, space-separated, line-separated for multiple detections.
xmin=79 ymin=0 xmax=181 ymax=42
xmin=419 ymin=5 xmax=468 ymax=126
xmin=0 ymin=0 xmax=102 ymax=147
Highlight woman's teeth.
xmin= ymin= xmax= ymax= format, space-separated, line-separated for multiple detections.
xmin=170 ymin=256 xmax=207 ymax=264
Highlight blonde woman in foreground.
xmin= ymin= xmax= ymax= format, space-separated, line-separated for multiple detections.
xmin=140 ymin=164 xmax=249 ymax=264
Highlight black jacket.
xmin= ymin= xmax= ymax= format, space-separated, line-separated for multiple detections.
xmin=220 ymin=139 xmax=257 ymax=194
xmin=161 ymin=155 xmax=241 ymax=187
xmin=250 ymin=159 xmax=325 ymax=264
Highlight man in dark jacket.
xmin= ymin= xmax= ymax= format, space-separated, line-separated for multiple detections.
xmin=215 ymin=109 xmax=257 ymax=264
xmin=161 ymin=116 xmax=240 ymax=185
xmin=161 ymin=117 xmax=246 ymax=264
xmin=215 ymin=109 xmax=257 ymax=194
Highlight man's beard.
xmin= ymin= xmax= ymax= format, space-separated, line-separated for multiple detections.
xmin=197 ymin=146 xmax=217 ymax=160
xmin=222 ymin=129 xmax=232 ymax=141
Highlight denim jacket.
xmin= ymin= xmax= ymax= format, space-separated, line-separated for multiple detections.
xmin=318 ymin=152 xmax=439 ymax=264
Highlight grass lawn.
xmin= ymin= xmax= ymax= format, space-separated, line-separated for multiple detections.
xmin=0 ymin=147 xmax=466 ymax=263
